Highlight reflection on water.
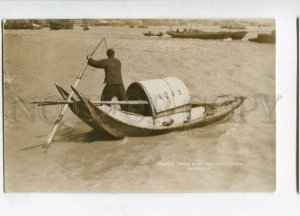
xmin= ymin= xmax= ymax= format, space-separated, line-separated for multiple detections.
xmin=4 ymin=24 xmax=275 ymax=192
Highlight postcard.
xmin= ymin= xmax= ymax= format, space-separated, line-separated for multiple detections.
xmin=3 ymin=19 xmax=276 ymax=192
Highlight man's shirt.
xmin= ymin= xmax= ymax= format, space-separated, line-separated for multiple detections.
xmin=88 ymin=57 xmax=123 ymax=85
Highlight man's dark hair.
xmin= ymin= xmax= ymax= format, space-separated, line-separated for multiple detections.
xmin=106 ymin=48 xmax=115 ymax=57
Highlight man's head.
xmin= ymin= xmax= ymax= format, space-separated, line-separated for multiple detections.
xmin=106 ymin=48 xmax=115 ymax=58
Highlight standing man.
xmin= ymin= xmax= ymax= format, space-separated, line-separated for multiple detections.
xmin=87 ymin=48 xmax=126 ymax=108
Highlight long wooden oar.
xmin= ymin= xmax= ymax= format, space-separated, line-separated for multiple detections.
xmin=31 ymin=100 xmax=149 ymax=106
xmin=41 ymin=38 xmax=107 ymax=151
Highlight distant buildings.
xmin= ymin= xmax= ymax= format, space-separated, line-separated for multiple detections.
xmin=3 ymin=19 xmax=275 ymax=30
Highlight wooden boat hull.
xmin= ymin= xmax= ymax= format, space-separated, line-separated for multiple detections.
xmin=55 ymin=84 xmax=111 ymax=136
xmin=248 ymin=37 xmax=275 ymax=43
xmin=56 ymin=85 xmax=246 ymax=138
xmin=248 ymin=31 xmax=276 ymax=44
xmin=167 ymin=31 xmax=247 ymax=40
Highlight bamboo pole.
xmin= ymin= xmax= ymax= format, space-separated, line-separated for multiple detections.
xmin=41 ymin=38 xmax=107 ymax=151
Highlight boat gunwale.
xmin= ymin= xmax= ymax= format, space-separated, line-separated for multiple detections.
xmin=89 ymin=96 xmax=245 ymax=131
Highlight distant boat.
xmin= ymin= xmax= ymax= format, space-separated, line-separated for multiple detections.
xmin=49 ymin=21 xmax=73 ymax=30
xmin=129 ymin=25 xmax=135 ymax=28
xmin=167 ymin=29 xmax=247 ymax=40
xmin=248 ymin=30 xmax=275 ymax=44
xmin=220 ymin=25 xmax=246 ymax=30
xmin=49 ymin=22 xmax=63 ymax=30
xmin=143 ymin=31 xmax=163 ymax=37
xmin=4 ymin=20 xmax=42 ymax=30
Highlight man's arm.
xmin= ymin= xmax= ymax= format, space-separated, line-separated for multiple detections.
xmin=87 ymin=58 xmax=106 ymax=69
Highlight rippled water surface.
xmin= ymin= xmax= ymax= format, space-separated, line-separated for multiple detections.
xmin=4 ymin=24 xmax=275 ymax=192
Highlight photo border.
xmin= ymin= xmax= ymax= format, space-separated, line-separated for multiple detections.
xmin=1 ymin=0 xmax=300 ymax=215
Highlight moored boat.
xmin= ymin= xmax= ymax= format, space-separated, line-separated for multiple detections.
xmin=248 ymin=30 xmax=275 ymax=43
xmin=143 ymin=31 xmax=163 ymax=37
xmin=45 ymin=77 xmax=246 ymax=138
xmin=4 ymin=20 xmax=42 ymax=30
xmin=49 ymin=20 xmax=74 ymax=30
xmin=167 ymin=29 xmax=247 ymax=40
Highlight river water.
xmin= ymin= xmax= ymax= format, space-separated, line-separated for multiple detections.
xmin=4 ymin=24 xmax=275 ymax=192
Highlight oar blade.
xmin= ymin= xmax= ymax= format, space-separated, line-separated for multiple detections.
xmin=41 ymin=38 xmax=107 ymax=151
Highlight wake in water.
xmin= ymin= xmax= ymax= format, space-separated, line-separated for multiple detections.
xmin=116 ymin=136 xmax=129 ymax=145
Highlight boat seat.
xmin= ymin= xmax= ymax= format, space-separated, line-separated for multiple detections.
xmin=99 ymin=105 xmax=154 ymax=127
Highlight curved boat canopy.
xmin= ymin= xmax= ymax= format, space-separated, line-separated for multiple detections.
xmin=126 ymin=77 xmax=191 ymax=121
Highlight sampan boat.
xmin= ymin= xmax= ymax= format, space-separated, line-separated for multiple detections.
xmin=52 ymin=77 xmax=245 ymax=138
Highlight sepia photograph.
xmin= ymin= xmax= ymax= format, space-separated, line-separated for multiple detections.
xmin=3 ymin=19 xmax=276 ymax=192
